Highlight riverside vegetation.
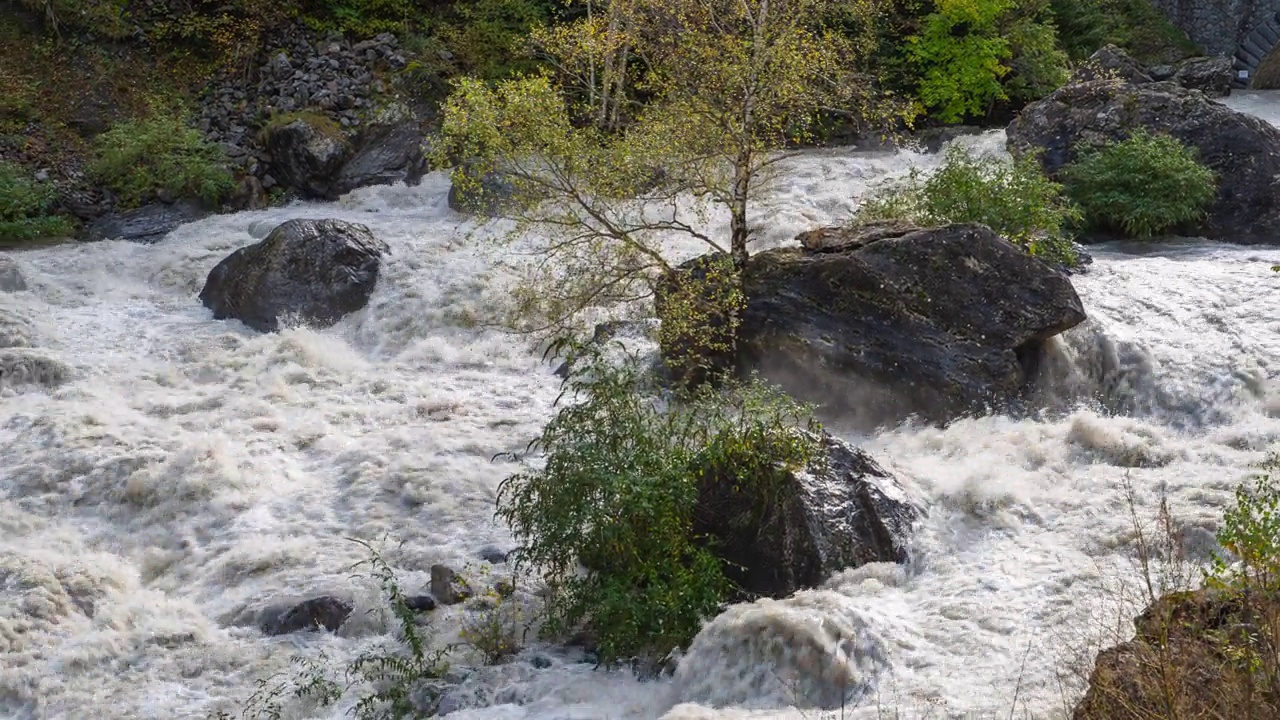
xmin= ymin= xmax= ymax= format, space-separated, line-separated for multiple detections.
xmin=3 ymin=0 xmax=1197 ymax=242
xmin=4 ymin=0 xmax=1264 ymax=719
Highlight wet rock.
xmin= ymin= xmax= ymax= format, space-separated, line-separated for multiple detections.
xmin=82 ymin=201 xmax=210 ymax=243
xmin=668 ymin=222 xmax=1086 ymax=428
xmin=258 ymin=595 xmax=353 ymax=635
xmin=1070 ymin=44 xmax=1152 ymax=85
xmin=405 ymin=594 xmax=437 ymax=612
xmin=330 ymin=122 xmax=426 ymax=198
xmin=1007 ymin=76 xmax=1280 ymax=243
xmin=1173 ymin=56 xmax=1234 ymax=98
xmin=199 ymin=218 xmax=388 ymax=332
xmin=261 ymin=118 xmax=350 ymax=199
xmin=690 ymin=431 xmax=921 ymax=599
xmin=0 ymin=257 xmax=27 ymax=292
xmin=0 ymin=350 xmax=72 ymax=389
xmin=478 ymin=546 xmax=509 ymax=564
xmin=430 ymin=564 xmax=472 ymax=605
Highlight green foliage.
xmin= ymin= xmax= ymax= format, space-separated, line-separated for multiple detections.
xmin=905 ymin=0 xmax=1069 ymax=120
xmin=433 ymin=0 xmax=908 ymax=333
xmin=88 ymin=111 xmax=235 ymax=209
xmin=18 ymin=0 xmax=133 ymax=39
xmin=495 ymin=337 xmax=823 ymax=663
xmin=299 ymin=0 xmax=421 ymax=38
xmin=1002 ymin=0 xmax=1070 ymax=103
xmin=907 ymin=0 xmax=1012 ymax=122
xmin=1047 ymin=0 xmax=1199 ymax=64
xmin=857 ymin=145 xmax=1080 ymax=265
xmin=1061 ymin=129 xmax=1216 ymax=239
xmin=1207 ymin=453 xmax=1280 ymax=595
xmin=438 ymin=0 xmax=557 ymax=80
xmin=0 ymin=161 xmax=73 ymax=243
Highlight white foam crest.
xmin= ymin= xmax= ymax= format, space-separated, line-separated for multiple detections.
xmin=5 ymin=96 xmax=1280 ymax=720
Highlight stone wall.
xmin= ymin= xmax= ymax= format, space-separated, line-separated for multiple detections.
xmin=1149 ymin=0 xmax=1280 ymax=83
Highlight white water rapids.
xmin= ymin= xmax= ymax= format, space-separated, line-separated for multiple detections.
xmin=5 ymin=93 xmax=1280 ymax=720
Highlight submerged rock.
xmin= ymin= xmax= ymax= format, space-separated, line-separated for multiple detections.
xmin=693 ymin=431 xmax=921 ymax=599
xmin=0 ymin=350 xmax=71 ymax=389
xmin=199 ymin=218 xmax=388 ymax=332
xmin=679 ymin=221 xmax=1085 ymax=429
xmin=258 ymin=595 xmax=353 ymax=635
xmin=82 ymin=201 xmax=210 ymax=243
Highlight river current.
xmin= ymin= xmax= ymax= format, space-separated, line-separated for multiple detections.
xmin=4 ymin=94 xmax=1280 ymax=720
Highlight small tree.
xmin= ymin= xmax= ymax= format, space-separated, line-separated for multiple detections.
xmin=433 ymin=0 xmax=910 ymax=334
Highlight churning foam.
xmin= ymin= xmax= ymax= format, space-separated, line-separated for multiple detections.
xmin=3 ymin=99 xmax=1280 ymax=720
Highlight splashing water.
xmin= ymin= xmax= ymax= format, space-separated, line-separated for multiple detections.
xmin=4 ymin=98 xmax=1280 ymax=720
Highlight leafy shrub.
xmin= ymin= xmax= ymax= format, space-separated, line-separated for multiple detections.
xmin=1207 ymin=452 xmax=1280 ymax=593
xmin=1061 ymin=129 xmax=1216 ymax=239
xmin=88 ymin=112 xmax=235 ymax=209
xmin=907 ymin=0 xmax=1012 ymax=122
xmin=0 ymin=161 xmax=72 ymax=243
xmin=496 ymin=338 xmax=823 ymax=664
xmin=857 ymin=145 xmax=1081 ymax=266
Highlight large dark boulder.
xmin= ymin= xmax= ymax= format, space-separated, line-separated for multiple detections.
xmin=199 ymin=218 xmax=387 ymax=332
xmin=1007 ymin=79 xmax=1280 ymax=243
xmin=693 ymin=431 xmax=921 ymax=599
xmin=262 ymin=118 xmax=351 ymax=199
xmin=717 ymin=221 xmax=1085 ymax=428
xmin=330 ymin=121 xmax=427 ymax=197
xmin=82 ymin=201 xmax=210 ymax=243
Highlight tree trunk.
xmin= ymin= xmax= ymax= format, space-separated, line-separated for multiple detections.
xmin=730 ymin=157 xmax=751 ymax=269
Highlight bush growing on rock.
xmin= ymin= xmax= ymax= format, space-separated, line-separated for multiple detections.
xmin=1061 ymin=129 xmax=1217 ymax=239
xmin=0 ymin=161 xmax=73 ymax=244
xmin=88 ymin=110 xmax=236 ymax=210
xmin=856 ymin=145 xmax=1080 ymax=266
xmin=495 ymin=338 xmax=824 ymax=664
